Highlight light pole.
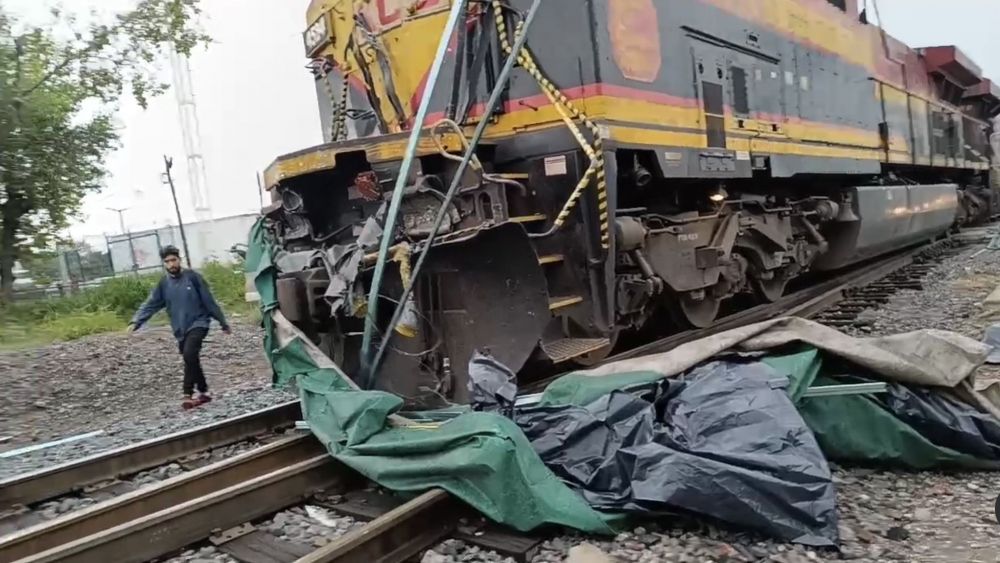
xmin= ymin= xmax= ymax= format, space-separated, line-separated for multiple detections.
xmin=107 ymin=207 xmax=128 ymax=234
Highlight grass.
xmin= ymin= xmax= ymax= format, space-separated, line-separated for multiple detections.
xmin=0 ymin=261 xmax=259 ymax=348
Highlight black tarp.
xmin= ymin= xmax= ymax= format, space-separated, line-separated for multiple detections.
xmin=879 ymin=380 xmax=1000 ymax=460
xmin=514 ymin=360 xmax=839 ymax=547
xmin=467 ymin=350 xmax=518 ymax=417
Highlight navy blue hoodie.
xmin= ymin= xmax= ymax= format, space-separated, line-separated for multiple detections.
xmin=131 ymin=270 xmax=229 ymax=342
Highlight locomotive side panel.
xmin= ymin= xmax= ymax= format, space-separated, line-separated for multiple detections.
xmin=583 ymin=0 xmax=889 ymax=178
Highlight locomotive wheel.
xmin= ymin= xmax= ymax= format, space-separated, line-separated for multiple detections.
xmin=671 ymin=293 xmax=721 ymax=329
xmin=751 ymin=276 xmax=788 ymax=303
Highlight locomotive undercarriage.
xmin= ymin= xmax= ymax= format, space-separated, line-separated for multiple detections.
xmin=264 ymin=146 xmax=890 ymax=408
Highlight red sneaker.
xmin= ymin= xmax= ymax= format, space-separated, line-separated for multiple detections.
xmin=181 ymin=396 xmax=197 ymax=410
xmin=196 ymin=393 xmax=213 ymax=405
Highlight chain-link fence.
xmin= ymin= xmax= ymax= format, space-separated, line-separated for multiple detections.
xmin=106 ymin=231 xmax=163 ymax=274
xmin=9 ymin=246 xmax=116 ymax=302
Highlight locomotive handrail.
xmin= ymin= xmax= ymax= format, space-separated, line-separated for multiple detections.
xmin=362 ymin=0 xmax=544 ymax=389
xmin=359 ymin=0 xmax=471 ymax=382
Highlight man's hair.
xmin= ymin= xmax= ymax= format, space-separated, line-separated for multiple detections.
xmin=160 ymin=245 xmax=181 ymax=260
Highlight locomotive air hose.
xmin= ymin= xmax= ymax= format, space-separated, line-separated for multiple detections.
xmin=431 ymin=118 xmax=529 ymax=196
xmin=490 ymin=0 xmax=610 ymax=249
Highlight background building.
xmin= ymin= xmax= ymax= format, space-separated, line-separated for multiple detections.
xmin=105 ymin=213 xmax=259 ymax=274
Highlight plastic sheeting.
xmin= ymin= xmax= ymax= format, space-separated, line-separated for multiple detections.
xmin=467 ymin=351 xmax=518 ymax=416
xmin=248 ymin=217 xmax=1000 ymax=546
xmin=983 ymin=323 xmax=1000 ymax=364
xmin=766 ymin=349 xmax=1000 ymax=470
xmin=881 ymin=381 xmax=1000 ymax=461
xmin=516 ymin=359 xmax=838 ymax=547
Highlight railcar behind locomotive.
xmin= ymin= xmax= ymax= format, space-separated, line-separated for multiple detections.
xmin=259 ymin=0 xmax=999 ymax=407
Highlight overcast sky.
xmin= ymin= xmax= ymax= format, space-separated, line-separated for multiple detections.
xmin=5 ymin=0 xmax=998 ymax=242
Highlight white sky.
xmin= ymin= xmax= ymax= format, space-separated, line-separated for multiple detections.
xmin=4 ymin=0 xmax=998 ymax=242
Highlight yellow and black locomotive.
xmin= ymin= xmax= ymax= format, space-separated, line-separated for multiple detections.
xmin=260 ymin=0 xmax=999 ymax=406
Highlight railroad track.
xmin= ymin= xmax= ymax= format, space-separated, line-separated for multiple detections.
xmin=0 ymin=401 xmax=302 ymax=510
xmin=0 ymin=231 xmax=989 ymax=563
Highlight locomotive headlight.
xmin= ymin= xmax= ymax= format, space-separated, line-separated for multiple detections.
xmin=303 ymin=16 xmax=330 ymax=56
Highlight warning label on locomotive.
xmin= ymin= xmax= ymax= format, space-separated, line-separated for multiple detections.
xmin=544 ymin=156 xmax=568 ymax=176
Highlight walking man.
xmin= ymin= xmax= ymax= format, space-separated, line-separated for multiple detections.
xmin=129 ymin=245 xmax=231 ymax=409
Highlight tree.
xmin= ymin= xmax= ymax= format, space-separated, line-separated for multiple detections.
xmin=19 ymin=248 xmax=61 ymax=286
xmin=0 ymin=1 xmax=209 ymax=301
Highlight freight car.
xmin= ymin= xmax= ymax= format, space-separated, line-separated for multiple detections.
xmin=259 ymin=0 xmax=999 ymax=407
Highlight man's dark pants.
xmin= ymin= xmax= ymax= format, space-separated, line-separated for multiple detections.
xmin=179 ymin=327 xmax=210 ymax=395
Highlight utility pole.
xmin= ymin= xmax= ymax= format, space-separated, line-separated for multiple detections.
xmin=107 ymin=207 xmax=137 ymax=272
xmin=162 ymin=156 xmax=193 ymax=269
xmin=256 ymin=172 xmax=264 ymax=211
xmin=168 ymin=46 xmax=212 ymax=221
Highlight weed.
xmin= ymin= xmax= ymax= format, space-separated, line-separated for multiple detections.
xmin=0 ymin=261 xmax=255 ymax=347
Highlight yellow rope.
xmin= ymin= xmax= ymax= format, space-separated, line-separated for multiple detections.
xmin=490 ymin=0 xmax=610 ymax=248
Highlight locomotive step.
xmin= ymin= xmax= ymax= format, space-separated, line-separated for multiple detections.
xmin=538 ymin=254 xmax=565 ymax=265
xmin=549 ymin=295 xmax=583 ymax=311
xmin=541 ymin=337 xmax=612 ymax=364
xmin=509 ymin=214 xmax=548 ymax=223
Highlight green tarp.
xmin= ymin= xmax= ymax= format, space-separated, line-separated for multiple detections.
xmin=246 ymin=217 xmax=998 ymax=537
xmin=765 ymin=350 xmax=998 ymax=470
xmin=247 ymin=220 xmax=619 ymax=534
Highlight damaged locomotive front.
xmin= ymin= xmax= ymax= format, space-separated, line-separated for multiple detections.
xmin=257 ymin=0 xmax=996 ymax=409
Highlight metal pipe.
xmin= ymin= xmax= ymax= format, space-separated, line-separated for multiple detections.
xmin=365 ymin=0 xmax=544 ymax=388
xmin=359 ymin=0 xmax=471 ymax=379
xmin=800 ymin=217 xmax=830 ymax=254
xmin=632 ymin=249 xmax=656 ymax=279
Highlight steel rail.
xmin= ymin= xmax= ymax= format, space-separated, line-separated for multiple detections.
xmin=0 ymin=400 xmax=302 ymax=508
xmin=16 ymin=452 xmax=345 ymax=563
xmin=0 ymin=434 xmax=324 ymax=562
xmin=296 ymin=489 xmax=467 ymax=563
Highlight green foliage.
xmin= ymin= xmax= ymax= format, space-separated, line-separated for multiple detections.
xmin=200 ymin=260 xmax=250 ymax=310
xmin=19 ymin=249 xmax=61 ymax=285
xmin=0 ymin=0 xmax=210 ymax=300
xmin=0 ymin=310 xmax=123 ymax=346
xmin=0 ymin=261 xmax=254 ymax=347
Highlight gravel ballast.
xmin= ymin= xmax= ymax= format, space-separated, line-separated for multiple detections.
xmin=6 ymin=236 xmax=1000 ymax=562
xmin=0 ymin=322 xmax=294 ymax=480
